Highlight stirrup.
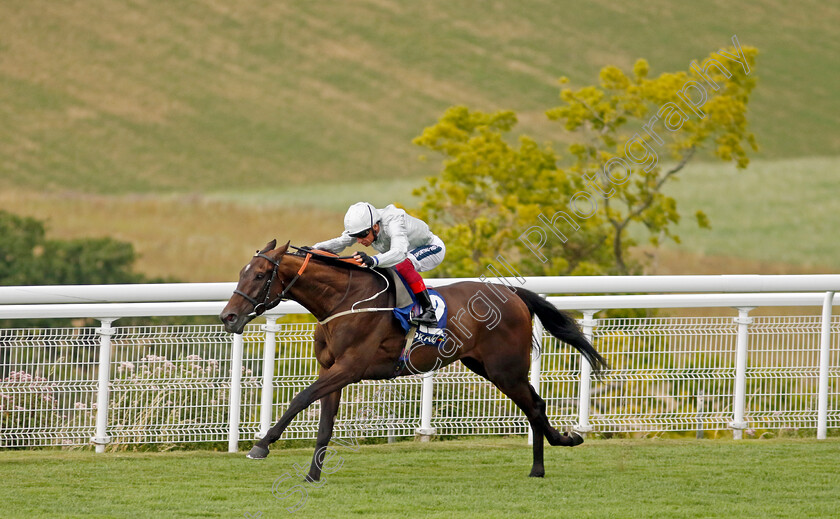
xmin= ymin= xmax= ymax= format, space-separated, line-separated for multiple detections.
xmin=411 ymin=308 xmax=438 ymax=326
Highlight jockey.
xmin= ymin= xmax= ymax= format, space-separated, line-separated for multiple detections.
xmin=312 ymin=202 xmax=446 ymax=327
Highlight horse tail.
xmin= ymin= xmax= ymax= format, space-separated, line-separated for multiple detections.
xmin=514 ymin=287 xmax=608 ymax=375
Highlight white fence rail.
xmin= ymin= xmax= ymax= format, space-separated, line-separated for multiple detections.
xmin=0 ymin=276 xmax=837 ymax=451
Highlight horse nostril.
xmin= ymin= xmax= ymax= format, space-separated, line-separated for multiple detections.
xmin=224 ymin=313 xmax=237 ymax=322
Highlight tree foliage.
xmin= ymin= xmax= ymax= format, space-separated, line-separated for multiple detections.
xmin=0 ymin=210 xmax=145 ymax=286
xmin=413 ymin=45 xmax=758 ymax=277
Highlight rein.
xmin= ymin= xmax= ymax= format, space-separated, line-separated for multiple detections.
xmin=290 ymin=246 xmax=394 ymax=324
xmin=234 ymin=246 xmax=394 ymax=323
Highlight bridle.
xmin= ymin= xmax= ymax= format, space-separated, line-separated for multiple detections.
xmin=231 ymin=246 xmax=392 ymax=324
xmin=234 ymin=252 xmax=312 ymax=319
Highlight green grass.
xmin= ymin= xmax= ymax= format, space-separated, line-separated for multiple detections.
xmin=2 ymin=437 xmax=840 ymax=518
xmin=205 ymin=177 xmax=422 ymax=213
xmin=1 ymin=154 xmax=838 ymax=283
xmin=1 ymin=1 xmax=839 ymax=195
xmin=206 ymin=155 xmax=840 ymax=270
xmin=654 ymin=156 xmax=840 ymax=269
xmin=2 ymin=0 xmax=839 ymax=277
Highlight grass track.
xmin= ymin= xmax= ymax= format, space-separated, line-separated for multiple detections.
xmin=2 ymin=437 xmax=840 ymax=518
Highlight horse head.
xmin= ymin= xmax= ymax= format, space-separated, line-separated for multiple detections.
xmin=220 ymin=239 xmax=290 ymax=334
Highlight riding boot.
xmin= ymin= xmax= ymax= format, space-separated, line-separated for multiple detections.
xmin=411 ymin=289 xmax=439 ymax=327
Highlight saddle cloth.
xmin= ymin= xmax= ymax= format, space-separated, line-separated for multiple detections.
xmin=391 ymin=287 xmax=448 ymax=346
xmin=383 ymin=268 xmax=415 ymax=309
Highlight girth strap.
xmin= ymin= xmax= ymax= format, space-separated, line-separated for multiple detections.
xmin=317 ymin=307 xmax=395 ymax=325
xmin=391 ymin=324 xmax=418 ymax=378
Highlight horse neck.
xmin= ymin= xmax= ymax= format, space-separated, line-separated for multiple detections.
xmin=278 ymin=255 xmax=387 ymax=320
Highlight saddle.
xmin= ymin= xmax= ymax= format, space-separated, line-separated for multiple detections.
xmin=295 ymin=247 xmax=449 ymax=374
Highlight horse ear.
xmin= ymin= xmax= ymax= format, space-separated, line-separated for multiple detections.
xmin=265 ymin=240 xmax=289 ymax=259
xmin=259 ymin=239 xmax=277 ymax=254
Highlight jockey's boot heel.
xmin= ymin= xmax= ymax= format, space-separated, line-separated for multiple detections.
xmin=411 ymin=289 xmax=438 ymax=327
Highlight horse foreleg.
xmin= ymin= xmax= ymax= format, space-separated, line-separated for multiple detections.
xmin=248 ymin=366 xmax=358 ymax=459
xmin=305 ymin=389 xmax=342 ymax=482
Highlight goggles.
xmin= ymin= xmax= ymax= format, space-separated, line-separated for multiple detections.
xmin=349 ymin=228 xmax=372 ymax=239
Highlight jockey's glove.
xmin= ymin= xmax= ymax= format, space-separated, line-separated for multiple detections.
xmin=354 ymin=251 xmax=376 ymax=268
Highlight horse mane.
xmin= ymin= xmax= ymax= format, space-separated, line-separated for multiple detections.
xmin=286 ymin=249 xmax=392 ymax=301
xmin=285 ymin=249 xmax=389 ymax=280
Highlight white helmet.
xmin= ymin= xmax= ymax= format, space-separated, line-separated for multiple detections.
xmin=344 ymin=202 xmax=380 ymax=235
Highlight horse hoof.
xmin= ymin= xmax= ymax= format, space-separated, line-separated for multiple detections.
xmin=529 ymin=468 xmax=545 ymax=478
xmin=547 ymin=431 xmax=585 ymax=447
xmin=246 ymin=445 xmax=270 ymax=459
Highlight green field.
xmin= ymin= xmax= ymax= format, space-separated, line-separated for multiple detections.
xmin=1 ymin=155 xmax=838 ymax=283
xmin=2 ymin=6 xmax=839 ymax=517
xmin=2 ymin=437 xmax=839 ymax=518
xmin=1 ymin=1 xmax=839 ymax=279
xmin=1 ymin=1 xmax=839 ymax=194
xmin=648 ymin=155 xmax=840 ymax=270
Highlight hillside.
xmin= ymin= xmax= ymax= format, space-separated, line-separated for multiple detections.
xmin=1 ymin=0 xmax=839 ymax=195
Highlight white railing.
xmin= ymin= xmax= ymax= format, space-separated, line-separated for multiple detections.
xmin=0 ymin=276 xmax=837 ymax=452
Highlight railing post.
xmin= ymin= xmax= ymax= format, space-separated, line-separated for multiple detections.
xmin=818 ymin=291 xmax=835 ymax=439
xmin=731 ymin=307 xmax=754 ymax=439
xmin=416 ymin=371 xmax=436 ymax=441
xmin=228 ymin=332 xmax=244 ymax=452
xmin=92 ymin=318 xmax=115 ymax=453
xmin=575 ymin=310 xmax=598 ymax=435
xmin=257 ymin=318 xmax=279 ymax=439
xmin=696 ymin=389 xmax=705 ymax=439
xmin=528 ymin=308 xmax=544 ymax=445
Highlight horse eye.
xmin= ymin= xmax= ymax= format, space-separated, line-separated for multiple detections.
xmin=255 ymin=273 xmax=265 ymax=280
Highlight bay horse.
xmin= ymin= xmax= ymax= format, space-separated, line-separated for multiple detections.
xmin=220 ymin=240 xmax=606 ymax=479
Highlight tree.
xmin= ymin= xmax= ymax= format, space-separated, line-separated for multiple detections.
xmin=1 ymin=211 xmax=157 ymax=328
xmin=412 ymin=43 xmax=758 ymax=277
xmin=0 ymin=210 xmax=145 ymax=286
xmin=0 ymin=211 xmax=47 ymax=285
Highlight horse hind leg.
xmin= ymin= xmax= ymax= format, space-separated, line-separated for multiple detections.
xmin=479 ymin=352 xmax=583 ymax=449
xmin=527 ymin=385 xmax=583 ymax=448
xmin=305 ymin=389 xmax=342 ymax=482
xmin=529 ymin=406 xmax=546 ymax=478
xmin=496 ymin=379 xmax=556 ymax=476
xmin=460 ymin=357 xmax=546 ymax=477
